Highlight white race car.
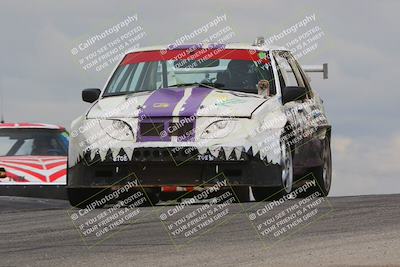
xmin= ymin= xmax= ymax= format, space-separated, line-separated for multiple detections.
xmin=67 ymin=41 xmax=331 ymax=207
xmin=0 ymin=123 xmax=69 ymax=198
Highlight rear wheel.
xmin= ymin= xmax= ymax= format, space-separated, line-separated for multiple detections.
xmin=252 ymin=140 xmax=293 ymax=201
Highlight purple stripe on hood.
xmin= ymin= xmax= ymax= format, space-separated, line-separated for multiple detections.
xmin=179 ymin=87 xmax=213 ymax=117
xmin=136 ymin=87 xmax=213 ymax=142
xmin=139 ymin=88 xmax=185 ymax=118
xmin=179 ymin=87 xmax=213 ymax=141
xmin=137 ymin=88 xmax=185 ymax=142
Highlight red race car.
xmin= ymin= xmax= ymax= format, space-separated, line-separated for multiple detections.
xmin=0 ymin=123 xmax=69 ymax=199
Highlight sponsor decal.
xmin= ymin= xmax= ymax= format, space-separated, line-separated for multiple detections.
xmin=153 ymin=103 xmax=170 ymax=108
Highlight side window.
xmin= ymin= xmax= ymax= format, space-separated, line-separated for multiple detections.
xmin=274 ymin=51 xmax=311 ymax=98
xmin=58 ymin=131 xmax=69 ymax=152
xmin=286 ymin=54 xmax=305 ymax=88
xmin=291 ymin=55 xmax=313 ymax=97
xmin=274 ymin=53 xmax=299 ymax=87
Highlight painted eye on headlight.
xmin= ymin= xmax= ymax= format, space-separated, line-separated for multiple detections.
xmin=100 ymin=120 xmax=135 ymax=141
xmin=201 ymin=120 xmax=235 ymax=139
xmin=112 ymin=120 xmax=127 ymax=130
xmin=215 ymin=120 xmax=228 ymax=129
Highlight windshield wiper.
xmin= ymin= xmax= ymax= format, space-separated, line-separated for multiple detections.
xmin=167 ymin=82 xmax=224 ymax=89
xmin=102 ymin=90 xmax=154 ymax=98
xmin=123 ymin=90 xmax=154 ymax=99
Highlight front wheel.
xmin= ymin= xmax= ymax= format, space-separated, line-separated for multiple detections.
xmin=313 ymin=136 xmax=332 ymax=196
xmin=230 ymin=186 xmax=250 ymax=203
xmin=67 ymin=188 xmax=103 ymax=209
xmin=140 ymin=188 xmax=160 ymax=206
xmin=252 ymin=140 xmax=293 ymax=201
xmin=297 ymin=137 xmax=332 ymax=198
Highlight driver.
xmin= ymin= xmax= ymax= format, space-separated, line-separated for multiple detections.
xmin=32 ymin=137 xmax=53 ymax=155
xmin=225 ymin=60 xmax=257 ymax=91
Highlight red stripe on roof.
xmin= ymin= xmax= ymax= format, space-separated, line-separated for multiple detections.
xmin=121 ymin=49 xmax=270 ymax=65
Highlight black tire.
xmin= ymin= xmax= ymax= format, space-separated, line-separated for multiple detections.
xmin=231 ymin=186 xmax=250 ymax=203
xmin=252 ymin=140 xmax=293 ymax=201
xmin=297 ymin=137 xmax=332 ymax=198
xmin=140 ymin=188 xmax=160 ymax=206
xmin=67 ymin=188 xmax=104 ymax=209
xmin=159 ymin=192 xmax=186 ymax=202
xmin=252 ymin=187 xmax=285 ymax=201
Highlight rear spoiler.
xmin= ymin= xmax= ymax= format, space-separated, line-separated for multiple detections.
xmin=301 ymin=63 xmax=328 ymax=79
xmin=287 ymin=63 xmax=328 ymax=79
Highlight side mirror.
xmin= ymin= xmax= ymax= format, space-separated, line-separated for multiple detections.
xmin=282 ymin=86 xmax=307 ymax=104
xmin=82 ymin=88 xmax=101 ymax=103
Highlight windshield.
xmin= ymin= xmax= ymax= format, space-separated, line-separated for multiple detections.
xmin=103 ymin=49 xmax=275 ymax=96
xmin=0 ymin=128 xmax=69 ymax=156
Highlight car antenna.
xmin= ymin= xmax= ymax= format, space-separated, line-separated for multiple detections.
xmin=0 ymin=84 xmax=4 ymax=123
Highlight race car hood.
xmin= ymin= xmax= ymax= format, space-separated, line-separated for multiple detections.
xmin=87 ymin=87 xmax=268 ymax=119
xmin=0 ymin=156 xmax=67 ymax=185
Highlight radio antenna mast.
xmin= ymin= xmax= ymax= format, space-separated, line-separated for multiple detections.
xmin=0 ymin=84 xmax=4 ymax=123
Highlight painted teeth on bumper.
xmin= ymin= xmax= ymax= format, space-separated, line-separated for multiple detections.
xmin=78 ymin=146 xmax=276 ymax=164
xmin=67 ymin=147 xmax=283 ymax=188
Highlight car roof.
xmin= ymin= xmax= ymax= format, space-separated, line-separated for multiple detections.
xmin=126 ymin=43 xmax=289 ymax=54
xmin=0 ymin=123 xmax=65 ymax=130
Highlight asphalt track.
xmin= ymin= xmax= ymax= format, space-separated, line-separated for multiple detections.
xmin=0 ymin=194 xmax=399 ymax=267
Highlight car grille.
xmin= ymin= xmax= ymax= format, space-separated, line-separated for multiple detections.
xmin=139 ymin=119 xmax=194 ymax=138
xmin=168 ymin=122 xmax=194 ymax=136
xmin=140 ymin=122 xmax=164 ymax=136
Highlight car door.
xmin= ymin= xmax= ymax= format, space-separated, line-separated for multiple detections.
xmin=273 ymin=51 xmax=310 ymax=143
xmin=273 ymin=51 xmax=327 ymax=169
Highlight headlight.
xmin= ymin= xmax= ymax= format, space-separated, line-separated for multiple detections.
xmin=201 ymin=120 xmax=235 ymax=139
xmin=99 ymin=120 xmax=135 ymax=141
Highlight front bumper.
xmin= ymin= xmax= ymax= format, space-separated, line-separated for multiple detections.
xmin=67 ymin=147 xmax=282 ymax=188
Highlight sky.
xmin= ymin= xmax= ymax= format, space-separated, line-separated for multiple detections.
xmin=0 ymin=0 xmax=399 ymax=196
